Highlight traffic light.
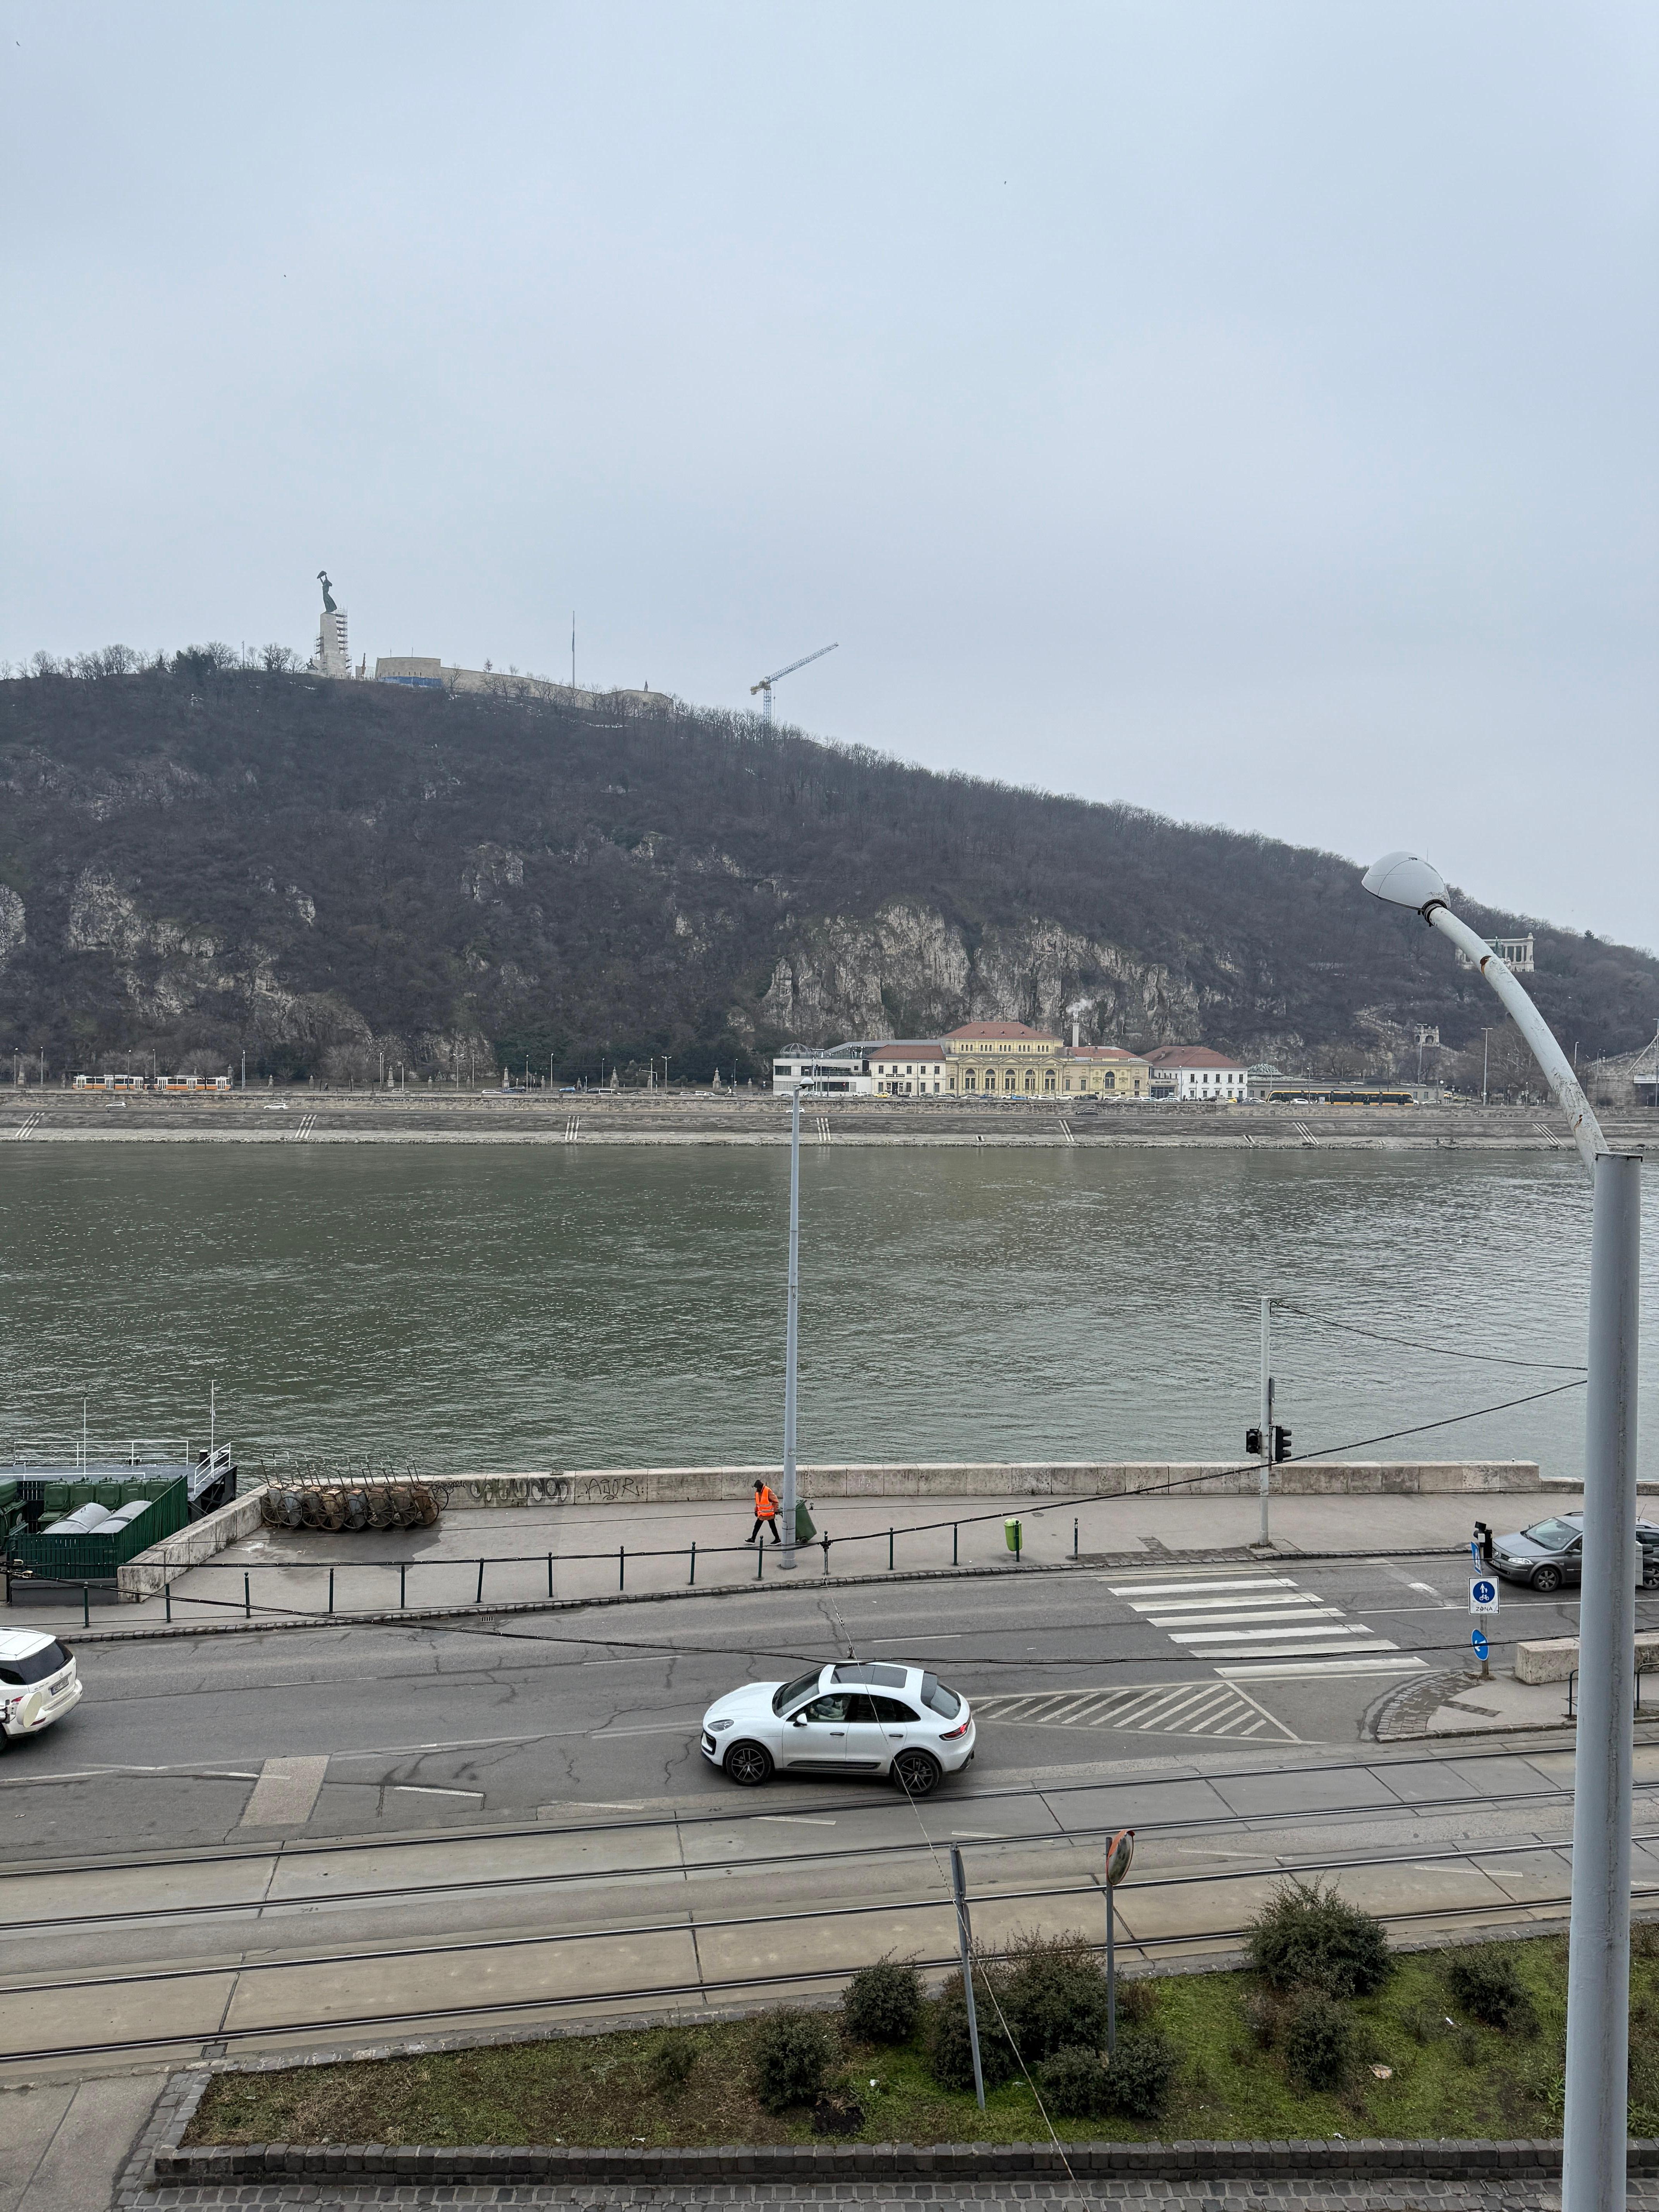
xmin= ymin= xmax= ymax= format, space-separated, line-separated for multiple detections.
xmin=1245 ymin=1427 xmax=1263 ymax=1457
xmin=1273 ymin=1425 xmax=1292 ymax=1463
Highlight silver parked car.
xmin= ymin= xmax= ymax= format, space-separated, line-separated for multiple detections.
xmin=1488 ymin=1513 xmax=1659 ymax=1594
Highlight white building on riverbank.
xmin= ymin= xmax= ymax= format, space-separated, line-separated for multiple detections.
xmin=770 ymin=1046 xmax=874 ymax=1095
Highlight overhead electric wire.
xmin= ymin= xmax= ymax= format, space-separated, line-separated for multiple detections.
xmin=1277 ymin=1301 xmax=1587 ymax=1373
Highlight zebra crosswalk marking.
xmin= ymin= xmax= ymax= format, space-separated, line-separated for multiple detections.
xmin=1105 ymin=1577 xmax=1297 ymax=1597
xmin=973 ymin=1680 xmax=1298 ymax=1743
xmin=1104 ymin=1563 xmax=1424 ymax=1673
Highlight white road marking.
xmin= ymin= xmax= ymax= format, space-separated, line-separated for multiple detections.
xmin=393 ymin=1784 xmax=483 ymax=1799
xmin=1107 ymin=1577 xmax=1291 ymax=1597
xmin=239 ymin=1755 xmax=328 ymax=1828
xmin=1218 ymin=1657 xmax=1429 ymax=1680
xmin=1137 ymin=1592 xmax=1331 ymax=1614
xmin=1170 ymin=1624 xmax=1392 ymax=1645
xmin=1154 ymin=1608 xmax=1345 ymax=1628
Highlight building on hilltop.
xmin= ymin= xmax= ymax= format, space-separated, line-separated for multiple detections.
xmin=1142 ymin=1044 xmax=1247 ymax=1101
xmin=373 ymin=657 xmax=662 ymax=711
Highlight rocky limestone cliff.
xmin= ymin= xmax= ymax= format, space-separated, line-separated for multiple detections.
xmin=760 ymin=903 xmax=1207 ymax=1046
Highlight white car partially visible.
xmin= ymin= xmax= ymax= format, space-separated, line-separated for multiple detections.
xmin=700 ymin=1661 xmax=974 ymax=1796
xmin=0 ymin=1631 xmax=82 ymax=1748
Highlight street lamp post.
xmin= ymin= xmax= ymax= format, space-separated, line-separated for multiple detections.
xmin=779 ymin=1081 xmax=803 ymax=1570
xmin=1364 ymin=852 xmax=1640 ymax=2212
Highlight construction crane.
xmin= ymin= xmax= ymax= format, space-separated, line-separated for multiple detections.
xmin=750 ymin=642 xmax=838 ymax=723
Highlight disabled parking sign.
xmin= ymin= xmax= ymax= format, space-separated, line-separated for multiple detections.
xmin=1470 ymin=1576 xmax=1500 ymax=1616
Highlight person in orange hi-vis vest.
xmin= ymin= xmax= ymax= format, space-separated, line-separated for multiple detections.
xmin=747 ymin=1478 xmax=781 ymax=1546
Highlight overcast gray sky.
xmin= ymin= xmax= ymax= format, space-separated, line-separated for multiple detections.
xmin=4 ymin=2 xmax=1655 ymax=946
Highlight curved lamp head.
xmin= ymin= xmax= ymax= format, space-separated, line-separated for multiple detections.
xmin=1362 ymin=850 xmax=1449 ymax=916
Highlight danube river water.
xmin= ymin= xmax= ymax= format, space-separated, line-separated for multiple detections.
xmin=0 ymin=1146 xmax=1652 ymax=1480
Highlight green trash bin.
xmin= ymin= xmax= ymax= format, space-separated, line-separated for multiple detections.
xmin=795 ymin=1500 xmax=816 ymax=1544
xmin=1004 ymin=1516 xmax=1023 ymax=1559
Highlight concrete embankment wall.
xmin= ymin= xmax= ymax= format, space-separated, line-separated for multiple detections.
xmin=114 ymin=1460 xmax=1536 ymax=1598
xmin=118 ymin=1486 xmax=267 ymax=1600
xmin=449 ymin=1460 xmax=1539 ymax=1509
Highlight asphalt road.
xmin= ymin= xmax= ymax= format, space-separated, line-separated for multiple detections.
xmin=7 ymin=1554 xmax=1659 ymax=2073
xmin=0 ymin=1551 xmax=1616 ymax=1860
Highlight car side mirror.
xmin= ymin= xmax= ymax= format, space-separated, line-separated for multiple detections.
xmin=791 ymin=1715 xmax=806 ymax=1727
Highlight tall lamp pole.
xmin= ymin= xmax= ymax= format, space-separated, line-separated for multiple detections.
xmin=780 ymin=1081 xmax=803 ymax=1570
xmin=1364 ymin=852 xmax=1640 ymax=2212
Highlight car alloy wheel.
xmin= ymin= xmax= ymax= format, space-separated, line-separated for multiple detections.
xmin=891 ymin=1748 xmax=941 ymax=1798
xmin=723 ymin=1741 xmax=773 ymax=1787
xmin=1532 ymin=1565 xmax=1563 ymax=1594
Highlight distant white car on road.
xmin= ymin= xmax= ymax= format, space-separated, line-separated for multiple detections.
xmin=700 ymin=1661 xmax=974 ymax=1796
xmin=0 ymin=1631 xmax=82 ymax=1748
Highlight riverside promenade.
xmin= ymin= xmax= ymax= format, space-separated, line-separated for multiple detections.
xmin=3 ymin=1472 xmax=1537 ymax=1639
xmin=4 ymin=1089 xmax=1650 ymax=1150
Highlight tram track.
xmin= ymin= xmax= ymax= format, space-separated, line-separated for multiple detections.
xmin=0 ymin=1731 xmax=1597 ymax=1887
xmin=0 ymin=1769 xmax=1635 ymax=1939
xmin=0 ymin=1836 xmax=1623 ymax=2068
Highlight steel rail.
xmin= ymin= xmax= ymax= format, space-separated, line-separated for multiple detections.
xmin=0 ymin=1733 xmax=1593 ymax=1884
xmin=0 ymin=1774 xmax=1635 ymax=1939
xmin=0 ymin=1877 xmax=1618 ymax=2071
xmin=0 ymin=1826 xmax=1625 ymax=2007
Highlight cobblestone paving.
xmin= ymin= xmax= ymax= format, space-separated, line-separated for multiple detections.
xmin=110 ymin=2181 xmax=1659 ymax=2210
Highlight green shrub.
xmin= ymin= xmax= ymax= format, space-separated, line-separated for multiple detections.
xmin=1000 ymin=1934 xmax=1111 ymax=2062
xmin=749 ymin=2008 xmax=837 ymax=2111
xmin=1103 ymin=2028 xmax=1178 ymax=2121
xmin=842 ymin=1960 xmax=922 ymax=2045
xmin=1446 ymin=1951 xmax=1537 ymax=2035
xmin=646 ymin=2030 xmax=698 ymax=2098
xmin=1281 ymin=1988 xmax=1353 ymax=2092
xmin=1247 ymin=1877 xmax=1393 ymax=1998
xmin=1039 ymin=2044 xmax=1110 ymax=2119
xmin=1115 ymin=1977 xmax=1155 ymax=2027
xmin=925 ymin=1975 xmax=1019 ymax=2094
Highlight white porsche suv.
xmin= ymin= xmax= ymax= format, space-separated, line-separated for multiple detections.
xmin=0 ymin=1632 xmax=82 ymax=1748
xmin=701 ymin=1661 xmax=974 ymax=1796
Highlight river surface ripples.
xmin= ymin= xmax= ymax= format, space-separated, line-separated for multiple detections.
xmin=0 ymin=1146 xmax=1653 ymax=1480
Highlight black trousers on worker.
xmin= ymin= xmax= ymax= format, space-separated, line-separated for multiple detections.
xmin=747 ymin=1515 xmax=781 ymax=1544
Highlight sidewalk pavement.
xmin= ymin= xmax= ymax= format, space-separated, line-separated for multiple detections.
xmin=0 ymin=2073 xmax=167 ymax=2212
xmin=3 ymin=1488 xmax=1508 ymax=1638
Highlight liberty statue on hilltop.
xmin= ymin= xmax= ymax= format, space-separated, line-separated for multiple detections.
xmin=314 ymin=570 xmax=351 ymax=677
